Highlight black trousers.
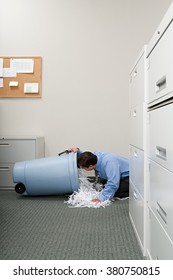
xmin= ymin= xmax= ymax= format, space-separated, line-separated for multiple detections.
xmin=87 ymin=175 xmax=129 ymax=198
xmin=114 ymin=176 xmax=129 ymax=198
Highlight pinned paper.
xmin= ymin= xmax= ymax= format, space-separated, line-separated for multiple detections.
xmin=0 ymin=78 xmax=3 ymax=88
xmin=3 ymin=67 xmax=16 ymax=77
xmin=10 ymin=58 xmax=34 ymax=73
xmin=9 ymin=81 xmax=19 ymax=87
xmin=24 ymin=82 xmax=39 ymax=93
xmin=0 ymin=58 xmax=3 ymax=77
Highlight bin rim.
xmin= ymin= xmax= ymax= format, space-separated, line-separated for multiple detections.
xmin=68 ymin=152 xmax=79 ymax=192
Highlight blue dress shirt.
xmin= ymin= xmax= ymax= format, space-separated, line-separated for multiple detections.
xmin=77 ymin=150 xmax=129 ymax=202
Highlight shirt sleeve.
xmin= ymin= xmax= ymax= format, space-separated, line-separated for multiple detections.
xmin=99 ymin=160 xmax=120 ymax=202
xmin=77 ymin=149 xmax=83 ymax=155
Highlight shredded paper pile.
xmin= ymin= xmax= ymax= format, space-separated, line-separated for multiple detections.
xmin=65 ymin=170 xmax=112 ymax=208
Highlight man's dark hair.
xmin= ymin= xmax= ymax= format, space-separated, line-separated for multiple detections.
xmin=77 ymin=152 xmax=97 ymax=168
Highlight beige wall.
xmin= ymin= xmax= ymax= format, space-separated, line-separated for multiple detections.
xmin=0 ymin=0 xmax=172 ymax=157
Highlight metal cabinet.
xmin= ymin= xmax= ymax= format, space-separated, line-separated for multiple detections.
xmin=148 ymin=208 xmax=173 ymax=260
xmin=129 ymin=54 xmax=145 ymax=108
xmin=129 ymin=47 xmax=147 ymax=255
xmin=147 ymin=6 xmax=173 ymax=107
xmin=130 ymin=103 xmax=144 ymax=150
xmin=148 ymin=159 xmax=173 ymax=242
xmin=129 ymin=181 xmax=144 ymax=249
xmin=130 ymin=146 xmax=144 ymax=198
xmin=0 ymin=136 xmax=44 ymax=190
xmin=148 ymin=103 xmax=173 ymax=171
xmin=146 ymin=2 xmax=173 ymax=259
xmin=129 ymin=1 xmax=173 ymax=260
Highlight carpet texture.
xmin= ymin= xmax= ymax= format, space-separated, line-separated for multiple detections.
xmin=0 ymin=191 xmax=144 ymax=260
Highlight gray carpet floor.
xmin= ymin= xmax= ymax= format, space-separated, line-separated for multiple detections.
xmin=0 ymin=191 xmax=144 ymax=260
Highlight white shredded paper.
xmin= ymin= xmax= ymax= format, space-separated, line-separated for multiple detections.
xmin=65 ymin=170 xmax=112 ymax=208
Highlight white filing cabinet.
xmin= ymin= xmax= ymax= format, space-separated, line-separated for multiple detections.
xmin=0 ymin=136 xmax=45 ymax=190
xmin=146 ymin=2 xmax=173 ymax=259
xmin=129 ymin=46 xmax=147 ymax=255
xmin=129 ymin=1 xmax=173 ymax=260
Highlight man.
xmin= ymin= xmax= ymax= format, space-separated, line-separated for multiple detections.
xmin=68 ymin=147 xmax=129 ymax=203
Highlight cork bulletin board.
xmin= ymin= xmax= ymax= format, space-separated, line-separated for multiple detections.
xmin=0 ymin=56 xmax=42 ymax=98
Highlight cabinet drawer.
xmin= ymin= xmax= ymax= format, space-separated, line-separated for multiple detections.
xmin=148 ymin=208 xmax=173 ymax=260
xmin=129 ymin=181 xmax=144 ymax=247
xmin=147 ymin=22 xmax=173 ymax=106
xmin=0 ymin=164 xmax=15 ymax=189
xmin=129 ymin=52 xmax=144 ymax=108
xmin=0 ymin=139 xmax=36 ymax=163
xmin=130 ymin=103 xmax=144 ymax=149
xmin=130 ymin=146 xmax=144 ymax=197
xmin=148 ymin=159 xmax=173 ymax=241
xmin=148 ymin=103 xmax=173 ymax=171
xmin=147 ymin=2 xmax=173 ymax=58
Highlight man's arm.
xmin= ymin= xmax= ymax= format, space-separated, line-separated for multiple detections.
xmin=93 ymin=161 xmax=120 ymax=202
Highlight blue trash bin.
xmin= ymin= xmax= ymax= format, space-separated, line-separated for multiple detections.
xmin=13 ymin=152 xmax=79 ymax=196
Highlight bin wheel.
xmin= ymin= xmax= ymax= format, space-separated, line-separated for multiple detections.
xmin=15 ymin=183 xmax=26 ymax=194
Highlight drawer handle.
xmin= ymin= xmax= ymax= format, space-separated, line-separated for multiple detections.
xmin=0 ymin=143 xmax=9 ymax=147
xmin=157 ymin=201 xmax=167 ymax=224
xmin=0 ymin=167 xmax=9 ymax=171
xmin=156 ymin=146 xmax=166 ymax=161
xmin=134 ymin=69 xmax=137 ymax=77
xmin=134 ymin=150 xmax=138 ymax=158
xmin=155 ymin=75 xmax=166 ymax=93
xmin=133 ymin=191 xmax=137 ymax=200
xmin=133 ymin=110 xmax=137 ymax=117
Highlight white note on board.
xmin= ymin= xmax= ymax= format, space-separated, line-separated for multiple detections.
xmin=0 ymin=58 xmax=3 ymax=77
xmin=3 ymin=67 xmax=17 ymax=77
xmin=24 ymin=82 xmax=39 ymax=93
xmin=10 ymin=58 xmax=34 ymax=73
xmin=0 ymin=78 xmax=3 ymax=88
xmin=9 ymin=81 xmax=19 ymax=87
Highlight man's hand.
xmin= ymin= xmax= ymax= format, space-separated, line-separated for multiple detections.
xmin=91 ymin=198 xmax=101 ymax=204
xmin=68 ymin=147 xmax=79 ymax=153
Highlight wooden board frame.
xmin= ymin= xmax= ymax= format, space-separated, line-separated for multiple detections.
xmin=0 ymin=56 xmax=42 ymax=98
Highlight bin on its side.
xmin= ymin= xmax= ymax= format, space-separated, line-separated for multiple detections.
xmin=13 ymin=152 xmax=79 ymax=196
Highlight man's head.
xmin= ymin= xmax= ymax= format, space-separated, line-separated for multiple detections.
xmin=77 ymin=152 xmax=97 ymax=171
